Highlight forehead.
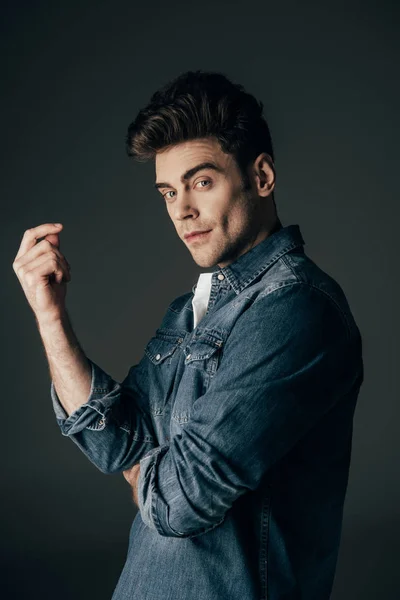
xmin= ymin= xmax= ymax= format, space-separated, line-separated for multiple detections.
xmin=155 ymin=137 xmax=234 ymax=175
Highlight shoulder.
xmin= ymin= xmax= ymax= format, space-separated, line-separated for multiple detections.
xmin=259 ymin=250 xmax=358 ymax=340
xmin=252 ymin=281 xmax=352 ymax=344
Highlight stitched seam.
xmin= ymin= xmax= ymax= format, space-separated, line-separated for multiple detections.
xmin=259 ymin=484 xmax=272 ymax=600
xmin=281 ymin=254 xmax=301 ymax=281
xmin=233 ymin=240 xmax=303 ymax=294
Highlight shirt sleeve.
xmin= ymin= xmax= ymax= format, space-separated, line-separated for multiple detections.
xmin=50 ymin=357 xmax=158 ymax=473
xmin=137 ymin=282 xmax=363 ymax=538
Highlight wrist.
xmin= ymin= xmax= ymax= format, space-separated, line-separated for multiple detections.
xmin=35 ymin=310 xmax=68 ymax=331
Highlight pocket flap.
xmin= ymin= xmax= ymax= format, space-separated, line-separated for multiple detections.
xmin=184 ymin=329 xmax=225 ymax=364
xmin=145 ymin=329 xmax=185 ymax=364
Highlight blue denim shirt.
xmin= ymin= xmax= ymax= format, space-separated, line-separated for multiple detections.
xmin=51 ymin=224 xmax=364 ymax=600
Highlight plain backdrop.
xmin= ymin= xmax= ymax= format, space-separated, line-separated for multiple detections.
xmin=1 ymin=0 xmax=399 ymax=598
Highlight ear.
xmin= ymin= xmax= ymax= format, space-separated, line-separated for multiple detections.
xmin=253 ymin=153 xmax=275 ymax=197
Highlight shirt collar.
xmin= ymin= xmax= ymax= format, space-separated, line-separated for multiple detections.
xmin=214 ymin=223 xmax=305 ymax=295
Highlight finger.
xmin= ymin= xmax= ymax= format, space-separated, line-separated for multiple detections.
xmin=43 ymin=232 xmax=61 ymax=249
xmin=14 ymin=223 xmax=63 ymax=262
xmin=14 ymin=238 xmax=68 ymax=271
xmin=21 ymin=253 xmax=71 ymax=286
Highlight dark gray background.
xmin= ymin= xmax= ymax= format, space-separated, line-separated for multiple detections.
xmin=1 ymin=0 xmax=399 ymax=598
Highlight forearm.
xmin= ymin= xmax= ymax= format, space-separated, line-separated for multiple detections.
xmin=49 ymin=351 xmax=159 ymax=474
xmin=37 ymin=310 xmax=91 ymax=417
xmin=42 ymin=313 xmax=159 ymax=474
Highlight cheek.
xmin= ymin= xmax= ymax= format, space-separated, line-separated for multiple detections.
xmin=211 ymin=194 xmax=237 ymax=224
xmin=221 ymin=202 xmax=246 ymax=230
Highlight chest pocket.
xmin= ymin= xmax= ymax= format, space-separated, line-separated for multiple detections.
xmin=144 ymin=328 xmax=185 ymax=366
xmin=144 ymin=328 xmax=186 ymax=418
xmin=171 ymin=327 xmax=227 ymax=425
xmin=183 ymin=328 xmax=226 ymax=376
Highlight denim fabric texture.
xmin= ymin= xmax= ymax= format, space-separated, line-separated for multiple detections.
xmin=51 ymin=224 xmax=364 ymax=600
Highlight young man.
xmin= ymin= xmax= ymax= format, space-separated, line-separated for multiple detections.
xmin=13 ymin=70 xmax=364 ymax=599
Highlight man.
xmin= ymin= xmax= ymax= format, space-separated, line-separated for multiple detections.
xmin=13 ymin=70 xmax=364 ymax=599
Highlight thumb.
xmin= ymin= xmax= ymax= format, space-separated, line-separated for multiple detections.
xmin=44 ymin=233 xmax=60 ymax=248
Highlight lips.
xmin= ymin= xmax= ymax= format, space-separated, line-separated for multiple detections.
xmin=185 ymin=229 xmax=212 ymax=243
xmin=185 ymin=229 xmax=212 ymax=240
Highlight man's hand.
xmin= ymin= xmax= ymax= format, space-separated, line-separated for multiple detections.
xmin=122 ymin=463 xmax=141 ymax=507
xmin=12 ymin=223 xmax=71 ymax=324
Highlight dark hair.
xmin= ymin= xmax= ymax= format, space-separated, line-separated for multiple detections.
xmin=125 ymin=70 xmax=275 ymax=195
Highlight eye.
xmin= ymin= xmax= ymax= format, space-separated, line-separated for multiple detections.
xmin=196 ymin=179 xmax=211 ymax=189
xmin=161 ymin=179 xmax=211 ymax=201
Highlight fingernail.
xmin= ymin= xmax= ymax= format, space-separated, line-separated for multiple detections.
xmin=54 ymin=223 xmax=62 ymax=227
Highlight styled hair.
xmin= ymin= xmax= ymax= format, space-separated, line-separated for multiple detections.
xmin=125 ymin=70 xmax=275 ymax=195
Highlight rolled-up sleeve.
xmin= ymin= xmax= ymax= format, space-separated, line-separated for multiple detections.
xmin=137 ymin=283 xmax=363 ymax=538
xmin=50 ymin=358 xmax=158 ymax=474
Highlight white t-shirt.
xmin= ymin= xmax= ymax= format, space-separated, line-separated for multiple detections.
xmin=191 ymin=272 xmax=213 ymax=329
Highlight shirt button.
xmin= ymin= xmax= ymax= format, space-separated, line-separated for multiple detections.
xmin=98 ymin=418 xmax=105 ymax=426
xmin=217 ymin=273 xmax=225 ymax=280
xmin=155 ymin=353 xmax=161 ymax=360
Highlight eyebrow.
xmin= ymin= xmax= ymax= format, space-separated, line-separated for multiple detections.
xmin=154 ymin=161 xmax=225 ymax=190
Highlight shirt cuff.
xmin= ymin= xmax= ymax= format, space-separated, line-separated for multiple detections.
xmin=50 ymin=358 xmax=122 ymax=436
xmin=137 ymin=444 xmax=172 ymax=535
xmin=137 ymin=444 xmax=225 ymax=538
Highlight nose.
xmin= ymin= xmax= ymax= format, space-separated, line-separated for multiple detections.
xmin=172 ymin=189 xmax=199 ymax=222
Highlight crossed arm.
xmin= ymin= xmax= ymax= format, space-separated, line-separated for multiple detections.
xmin=51 ymin=284 xmax=360 ymax=538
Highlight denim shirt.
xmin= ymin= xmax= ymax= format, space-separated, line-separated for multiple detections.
xmin=50 ymin=224 xmax=364 ymax=600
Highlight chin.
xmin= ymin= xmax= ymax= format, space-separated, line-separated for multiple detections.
xmin=192 ymin=258 xmax=217 ymax=268
xmin=190 ymin=253 xmax=218 ymax=269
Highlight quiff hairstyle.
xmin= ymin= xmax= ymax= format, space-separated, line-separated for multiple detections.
xmin=125 ymin=69 xmax=275 ymax=199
